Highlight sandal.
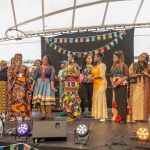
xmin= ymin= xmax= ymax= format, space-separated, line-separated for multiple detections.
xmin=10 ymin=117 xmax=16 ymax=122
xmin=66 ymin=117 xmax=76 ymax=122
xmin=40 ymin=116 xmax=46 ymax=120
xmin=24 ymin=117 xmax=31 ymax=121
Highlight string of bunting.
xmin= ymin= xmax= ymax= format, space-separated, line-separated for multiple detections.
xmin=0 ymin=143 xmax=38 ymax=150
xmin=47 ymin=31 xmax=123 ymax=44
xmin=46 ymin=30 xmax=126 ymax=58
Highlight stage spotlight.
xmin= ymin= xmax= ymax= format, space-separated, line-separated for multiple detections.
xmin=136 ymin=128 xmax=149 ymax=141
xmin=74 ymin=124 xmax=90 ymax=145
xmin=17 ymin=123 xmax=29 ymax=136
xmin=0 ymin=116 xmax=4 ymax=137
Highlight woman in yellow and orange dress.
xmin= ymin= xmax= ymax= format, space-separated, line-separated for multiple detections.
xmin=90 ymin=53 xmax=108 ymax=122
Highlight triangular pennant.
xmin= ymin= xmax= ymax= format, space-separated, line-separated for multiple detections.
xmin=59 ymin=38 xmax=63 ymax=43
xmin=95 ymin=50 xmax=99 ymax=54
xmin=69 ymin=38 xmax=73 ymax=43
xmin=110 ymin=41 xmax=115 ymax=47
xmin=63 ymin=50 xmax=66 ymax=55
xmin=122 ymin=31 xmax=126 ymax=35
xmin=119 ymin=35 xmax=123 ymax=40
xmin=114 ymin=32 xmax=118 ymax=38
xmin=108 ymin=33 xmax=112 ymax=39
xmin=49 ymin=42 xmax=54 ymax=47
xmin=48 ymin=37 xmax=53 ymax=42
xmin=73 ymin=52 xmax=76 ymax=55
xmin=97 ymin=35 xmax=101 ymax=41
xmin=75 ymin=38 xmax=78 ymax=43
xmin=45 ymin=38 xmax=49 ymax=44
xmin=53 ymin=45 xmax=57 ymax=50
xmin=107 ymin=45 xmax=110 ymax=50
xmin=64 ymin=38 xmax=67 ymax=43
xmin=114 ymin=38 xmax=118 ymax=44
xmin=58 ymin=47 xmax=62 ymax=53
xmin=91 ymin=36 xmax=96 ymax=42
xmin=102 ymin=34 xmax=106 ymax=40
xmin=100 ymin=47 xmax=105 ymax=54
xmin=54 ymin=38 xmax=57 ymax=43
xmin=86 ymin=37 xmax=90 ymax=42
xmin=80 ymin=37 xmax=84 ymax=43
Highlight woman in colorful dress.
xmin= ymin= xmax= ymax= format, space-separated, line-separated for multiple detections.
xmin=0 ymin=60 xmax=8 ymax=119
xmin=9 ymin=53 xmax=31 ymax=121
xmin=80 ymin=54 xmax=93 ymax=116
xmin=32 ymin=55 xmax=57 ymax=120
xmin=27 ymin=59 xmax=42 ymax=110
xmin=129 ymin=53 xmax=150 ymax=122
xmin=7 ymin=57 xmax=16 ymax=120
xmin=61 ymin=54 xmax=81 ymax=122
xmin=110 ymin=51 xmax=129 ymax=123
xmin=90 ymin=53 xmax=108 ymax=122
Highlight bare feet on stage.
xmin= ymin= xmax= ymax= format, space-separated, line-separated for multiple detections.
xmin=99 ymin=118 xmax=106 ymax=122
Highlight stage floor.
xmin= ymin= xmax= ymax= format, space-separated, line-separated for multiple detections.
xmin=0 ymin=111 xmax=150 ymax=150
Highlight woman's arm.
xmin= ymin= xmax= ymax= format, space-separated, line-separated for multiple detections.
xmin=93 ymin=63 xmax=106 ymax=80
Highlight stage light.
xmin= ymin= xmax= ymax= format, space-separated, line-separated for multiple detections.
xmin=17 ymin=123 xmax=29 ymax=136
xmin=74 ymin=124 xmax=90 ymax=145
xmin=0 ymin=117 xmax=4 ymax=137
xmin=136 ymin=128 xmax=149 ymax=141
xmin=76 ymin=124 xmax=89 ymax=137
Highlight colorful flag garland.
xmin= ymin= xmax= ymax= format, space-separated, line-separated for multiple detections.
xmin=46 ymin=30 xmax=126 ymax=58
xmin=48 ymin=31 xmax=123 ymax=44
xmin=0 ymin=143 xmax=38 ymax=150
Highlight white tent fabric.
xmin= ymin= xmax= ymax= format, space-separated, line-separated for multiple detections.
xmin=0 ymin=0 xmax=150 ymax=60
xmin=1 ymin=0 xmax=150 ymax=38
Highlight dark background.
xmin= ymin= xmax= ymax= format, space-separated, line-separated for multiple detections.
xmin=41 ymin=28 xmax=134 ymax=108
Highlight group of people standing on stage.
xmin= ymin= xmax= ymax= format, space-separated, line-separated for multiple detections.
xmin=0 ymin=51 xmax=150 ymax=123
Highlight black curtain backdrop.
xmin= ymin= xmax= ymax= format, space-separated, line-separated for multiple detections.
xmin=41 ymin=28 xmax=134 ymax=108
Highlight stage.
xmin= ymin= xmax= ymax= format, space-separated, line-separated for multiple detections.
xmin=0 ymin=111 xmax=150 ymax=150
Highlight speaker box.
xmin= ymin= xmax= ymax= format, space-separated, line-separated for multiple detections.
xmin=32 ymin=120 xmax=67 ymax=140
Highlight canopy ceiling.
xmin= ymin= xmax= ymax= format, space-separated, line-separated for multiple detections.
xmin=0 ymin=0 xmax=150 ymax=40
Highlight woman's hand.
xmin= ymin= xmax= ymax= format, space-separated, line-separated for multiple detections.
xmin=52 ymin=87 xmax=57 ymax=92
xmin=88 ymin=75 xmax=93 ymax=81
xmin=30 ymin=84 xmax=34 ymax=91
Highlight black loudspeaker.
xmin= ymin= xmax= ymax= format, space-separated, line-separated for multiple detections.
xmin=32 ymin=120 xmax=67 ymax=140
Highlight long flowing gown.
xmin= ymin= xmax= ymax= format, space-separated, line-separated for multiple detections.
xmin=60 ymin=64 xmax=81 ymax=118
xmin=129 ymin=63 xmax=150 ymax=121
xmin=91 ymin=63 xmax=108 ymax=119
xmin=8 ymin=65 xmax=31 ymax=117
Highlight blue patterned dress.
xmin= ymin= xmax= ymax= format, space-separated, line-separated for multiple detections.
xmin=33 ymin=65 xmax=55 ymax=106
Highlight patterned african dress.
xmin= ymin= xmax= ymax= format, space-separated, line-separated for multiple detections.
xmin=33 ymin=65 xmax=55 ymax=106
xmin=91 ymin=63 xmax=108 ymax=119
xmin=60 ymin=64 xmax=81 ymax=117
xmin=0 ymin=68 xmax=8 ymax=113
xmin=10 ymin=65 xmax=31 ymax=117
xmin=129 ymin=63 xmax=150 ymax=121
xmin=7 ymin=64 xmax=15 ymax=117
xmin=111 ymin=64 xmax=130 ymax=122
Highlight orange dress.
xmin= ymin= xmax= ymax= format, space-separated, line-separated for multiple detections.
xmin=91 ymin=63 xmax=108 ymax=119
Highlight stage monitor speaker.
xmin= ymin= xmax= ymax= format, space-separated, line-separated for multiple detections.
xmin=32 ymin=120 xmax=67 ymax=140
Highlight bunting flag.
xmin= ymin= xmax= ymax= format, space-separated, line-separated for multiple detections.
xmin=46 ymin=30 xmax=126 ymax=58
xmin=0 ymin=143 xmax=38 ymax=150
xmin=47 ymin=31 xmax=124 ymax=44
